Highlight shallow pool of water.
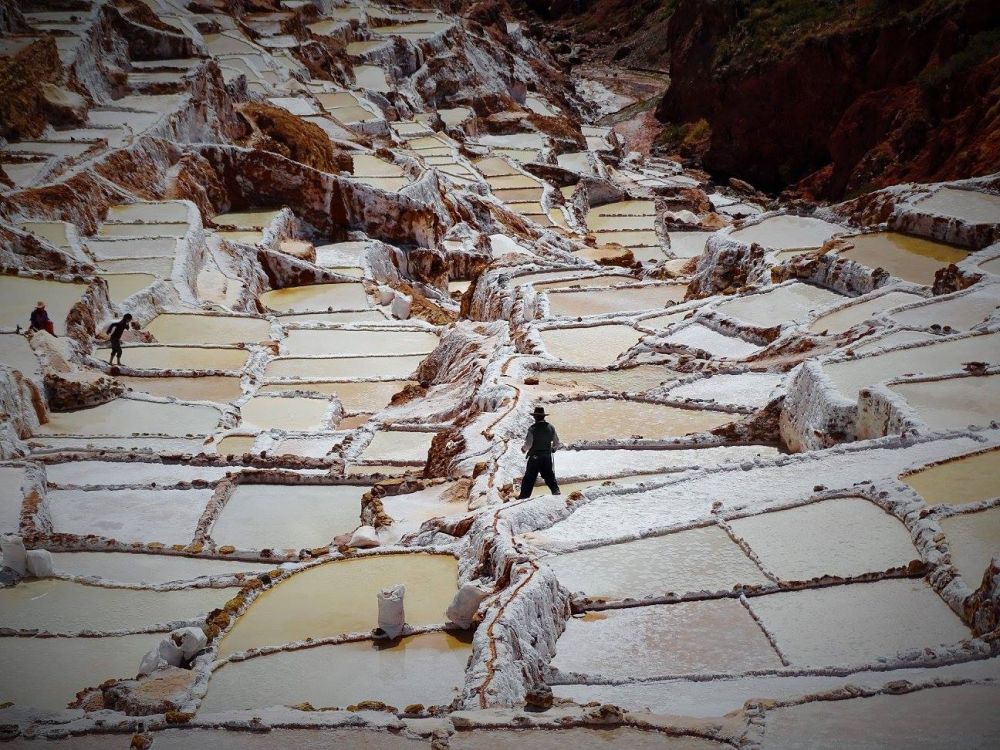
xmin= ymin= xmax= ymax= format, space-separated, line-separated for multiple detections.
xmin=889 ymin=286 xmax=999 ymax=331
xmin=258 ymin=380 xmax=411 ymax=412
xmin=210 ymin=484 xmax=365 ymax=550
xmin=551 ymin=599 xmax=783 ymax=678
xmin=546 ymin=399 xmax=734 ymax=443
xmin=259 ymin=283 xmax=369 ymax=313
xmin=663 ymin=323 xmax=762 ymax=359
xmin=529 ymin=366 xmax=674 ymax=394
xmin=38 ymin=398 xmax=222 ymax=436
xmin=0 ymin=274 xmax=88 ymax=330
xmin=808 ymin=291 xmax=924 ymax=334
xmin=940 ymin=506 xmax=1000 ymax=586
xmin=0 ymin=634 xmax=155 ymax=711
xmin=218 ymin=553 xmax=457 ymax=655
xmin=748 ymin=579 xmax=969 ymax=667
xmin=87 ymin=236 xmax=178 ymax=259
xmin=99 ymin=272 xmax=155 ymax=302
xmin=547 ymin=285 xmax=684 ymax=318
xmin=717 ymin=283 xmax=844 ymax=327
xmin=914 ymin=188 xmax=1000 ymax=224
xmin=546 ymin=525 xmax=768 ymax=600
xmin=280 ymin=310 xmax=386 ymax=324
xmin=730 ymin=215 xmax=842 ymax=250
xmin=216 ymin=435 xmax=258 ymax=456
xmin=667 ymin=231 xmax=715 ymax=258
xmin=840 ymin=232 xmax=968 ymax=285
xmin=117 ymin=375 xmax=244 ymax=403
xmin=147 ymin=314 xmax=270 ymax=345
xmin=359 ymin=430 xmax=436 ymax=463
xmin=0 ymin=579 xmax=232 ymax=633
xmin=19 ymin=220 xmax=72 ymax=247
xmin=50 ymin=552 xmax=262 ymax=584
xmin=106 ymin=202 xmax=188 ymax=223
xmin=729 ymin=497 xmax=917 ymax=581
xmin=539 ymin=325 xmax=645 ymax=367
xmin=265 ymin=355 xmax=424 ymax=380
xmin=203 ymin=630 xmax=469 ymax=712
xmin=587 ymin=200 xmax=655 ymax=218
xmin=99 ymin=345 xmax=249 ymax=371
xmin=900 ymin=448 xmax=1000 ymax=506
xmin=283 ymin=329 xmax=438 ymax=357
xmin=240 ymin=395 xmax=333 ymax=431
xmin=353 ymin=64 xmax=391 ymax=93
xmin=98 ymin=222 xmax=189 ymax=239
xmin=889 ymin=374 xmax=1000 ymax=431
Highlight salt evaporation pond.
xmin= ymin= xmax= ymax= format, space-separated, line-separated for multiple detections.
xmin=0 ymin=333 xmax=40 ymax=375
xmin=528 ymin=366 xmax=674 ymax=394
xmin=809 ymin=291 xmax=924 ymax=334
xmin=359 ymin=430 xmax=436 ymax=462
xmin=146 ymin=314 xmax=270 ymax=345
xmin=98 ymin=222 xmax=189 ymax=238
xmin=47 ymin=488 xmax=211 ymax=545
xmin=546 ymin=284 xmax=685 ymax=317
xmin=215 ymin=435 xmax=257 ymax=455
xmin=668 ymin=231 xmax=715 ymax=258
xmin=761 ymin=684 xmax=1000 ymax=750
xmin=824 ymin=331 xmax=1000 ymax=400
xmin=44 ymin=460 xmax=229 ymax=487
xmin=0 ymin=274 xmax=87 ymax=330
xmin=530 ymin=273 xmax=635 ymax=290
xmin=266 ymin=355 xmax=423 ymax=379
xmin=539 ymin=325 xmax=644 ymax=366
xmin=900 ymin=448 xmax=1000 ymax=506
xmin=257 ymin=379 xmax=411 ymax=411
xmin=39 ymin=398 xmax=221 ymax=436
xmin=106 ymin=201 xmax=188 ymax=222
xmin=913 ymin=187 xmax=1000 ymax=223
xmin=117 ymin=375 xmax=244 ymax=403
xmin=101 ymin=345 xmax=249 ymax=371
xmin=749 ymin=579 xmax=969 ymax=667
xmin=452 ymin=728 xmax=724 ymax=750
xmin=551 ymin=599 xmax=783 ymax=679
xmin=546 ymin=399 xmax=734 ymax=443
xmin=729 ymin=215 xmax=842 ymax=250
xmin=663 ymin=323 xmax=762 ymax=359
xmin=717 ymin=282 xmax=843 ymax=327
xmin=0 ymin=579 xmax=232 ymax=633
xmin=839 ymin=232 xmax=968 ymax=285
xmin=729 ymin=497 xmax=917 ymax=581
xmin=203 ymin=631 xmax=470 ymax=712
xmin=210 ymin=484 xmax=365 ymax=550
xmin=100 ymin=272 xmax=155 ymax=302
xmin=240 ymin=395 xmax=332 ymax=431
xmin=940 ymin=506 xmax=1000 ymax=585
xmin=219 ymin=553 xmax=457 ymax=655
xmin=259 ymin=282 xmax=369 ymax=313
xmin=889 ymin=374 xmax=1000 ymax=431
xmin=0 ymin=634 xmax=154 ymax=711
xmin=545 ymin=525 xmax=769 ymax=600
xmin=51 ymin=551 xmax=264 ymax=584
xmin=889 ymin=286 xmax=999 ymax=331
xmin=282 ymin=328 xmax=438 ymax=356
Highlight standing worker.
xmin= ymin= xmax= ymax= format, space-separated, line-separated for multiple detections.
xmin=28 ymin=301 xmax=54 ymax=335
xmin=517 ymin=405 xmax=562 ymax=499
xmin=106 ymin=313 xmax=133 ymax=366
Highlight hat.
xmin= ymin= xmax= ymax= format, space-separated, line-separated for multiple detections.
xmin=35 ymin=301 xmax=45 ymax=308
xmin=531 ymin=406 xmax=547 ymax=417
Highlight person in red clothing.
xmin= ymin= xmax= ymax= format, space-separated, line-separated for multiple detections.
xmin=28 ymin=301 xmax=55 ymax=335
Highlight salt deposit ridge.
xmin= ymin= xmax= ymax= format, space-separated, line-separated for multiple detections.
xmin=0 ymin=0 xmax=998 ymax=747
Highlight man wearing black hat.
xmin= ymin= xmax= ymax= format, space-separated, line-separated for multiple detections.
xmin=517 ymin=405 xmax=562 ymax=499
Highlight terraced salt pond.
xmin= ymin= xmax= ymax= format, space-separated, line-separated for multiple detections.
xmin=218 ymin=553 xmax=457 ymax=656
xmin=913 ymin=187 xmax=1000 ymax=223
xmin=748 ymin=579 xmax=969 ymax=667
xmin=50 ymin=551 xmax=264 ymax=584
xmin=258 ymin=282 xmax=370 ymax=313
xmin=266 ymin=355 xmax=424 ymax=380
xmin=663 ymin=323 xmax=762 ymax=359
xmin=215 ymin=435 xmax=258 ymax=456
xmin=210 ymin=484 xmax=365 ymax=550
xmin=0 ymin=274 xmax=88 ymax=330
xmin=527 ymin=366 xmax=674 ymax=394
xmin=539 ymin=325 xmax=645 ymax=366
xmin=100 ymin=272 xmax=155 ymax=302
xmin=146 ymin=314 xmax=270 ymax=345
xmin=900 ymin=448 xmax=1000 ymax=506
xmin=545 ymin=399 xmax=735 ymax=443
xmin=809 ymin=291 xmax=924 ymax=334
xmin=117 ymin=375 xmax=244 ymax=403
xmin=38 ymin=398 xmax=222 ymax=436
xmin=359 ymin=430 xmax=436 ymax=463
xmin=729 ymin=215 xmax=843 ymax=250
xmin=717 ymin=283 xmax=843 ymax=327
xmin=546 ymin=284 xmax=685 ymax=318
xmin=823 ymin=332 xmax=1000 ymax=400
xmin=728 ymin=497 xmax=917 ymax=580
xmin=668 ymin=231 xmax=715 ymax=258
xmin=551 ymin=599 xmax=783 ymax=678
xmin=0 ymin=579 xmax=232 ymax=633
xmin=889 ymin=374 xmax=1000 ymax=431
xmin=240 ymin=395 xmax=333 ymax=431
xmin=545 ymin=525 xmax=769 ymax=600
xmin=939 ymin=506 xmax=1000 ymax=585
xmin=282 ymin=328 xmax=438 ymax=356
xmin=888 ymin=286 xmax=999 ymax=331
xmin=839 ymin=232 xmax=968 ymax=285
xmin=203 ymin=631 xmax=470 ymax=712
xmin=257 ymin=380 xmax=411 ymax=411
xmin=0 ymin=635 xmax=155 ymax=711
xmin=102 ymin=345 xmax=249 ymax=371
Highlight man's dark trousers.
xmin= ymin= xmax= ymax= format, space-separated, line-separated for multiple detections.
xmin=518 ymin=452 xmax=559 ymax=499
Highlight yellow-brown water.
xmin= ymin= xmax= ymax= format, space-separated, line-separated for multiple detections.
xmin=265 ymin=356 xmax=423 ymax=380
xmin=809 ymin=291 xmax=923 ymax=335
xmin=259 ymin=282 xmax=370 ymax=313
xmin=0 ymin=274 xmax=87 ymax=330
xmin=840 ymin=233 xmax=968 ymax=286
xmin=940 ymin=506 xmax=1000 ymax=585
xmin=257 ymin=380 xmax=411 ymax=412
xmin=282 ymin=329 xmax=438 ymax=357
xmin=900 ymin=448 xmax=1000 ymax=506
xmin=146 ymin=314 xmax=270 ymax=345
xmin=359 ymin=430 xmax=436 ymax=462
xmin=38 ymin=398 xmax=221 ymax=436
xmin=117 ymin=375 xmax=244 ymax=403
xmin=218 ymin=553 xmax=457 ymax=655
xmin=546 ymin=399 xmax=734 ymax=443
xmin=240 ymin=395 xmax=333 ymax=431
xmin=100 ymin=345 xmax=249 ymax=371
xmin=546 ymin=285 xmax=685 ymax=318
xmin=539 ymin=325 xmax=645 ymax=367
xmin=216 ymin=435 xmax=258 ymax=455
xmin=889 ymin=374 xmax=1000 ymax=431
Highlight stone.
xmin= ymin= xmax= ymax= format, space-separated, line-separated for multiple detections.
xmin=25 ymin=548 xmax=53 ymax=577
xmin=378 ymin=285 xmax=395 ymax=305
xmin=279 ymin=240 xmax=317 ymax=264
xmin=0 ymin=535 xmax=26 ymax=575
xmin=446 ymin=582 xmax=490 ymax=629
xmin=348 ymin=525 xmax=380 ymax=548
xmin=171 ymin=626 xmax=208 ymax=660
xmin=138 ymin=637 xmax=184 ymax=676
xmin=391 ymin=292 xmax=413 ymax=320
xmin=376 ymin=583 xmax=405 ymax=639
xmin=40 ymin=83 xmax=87 ymax=126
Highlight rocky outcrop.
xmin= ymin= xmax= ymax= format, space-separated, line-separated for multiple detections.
xmin=0 ymin=37 xmax=67 ymax=140
xmin=236 ymin=102 xmax=354 ymax=174
xmin=654 ymin=0 xmax=1000 ymax=198
xmin=0 ymin=364 xmax=45 ymax=457
xmin=31 ymin=332 xmax=124 ymax=412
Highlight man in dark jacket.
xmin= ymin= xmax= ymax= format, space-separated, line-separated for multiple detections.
xmin=517 ymin=405 xmax=562 ymax=499
xmin=28 ymin=301 xmax=54 ymax=335
xmin=106 ymin=313 xmax=133 ymax=366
